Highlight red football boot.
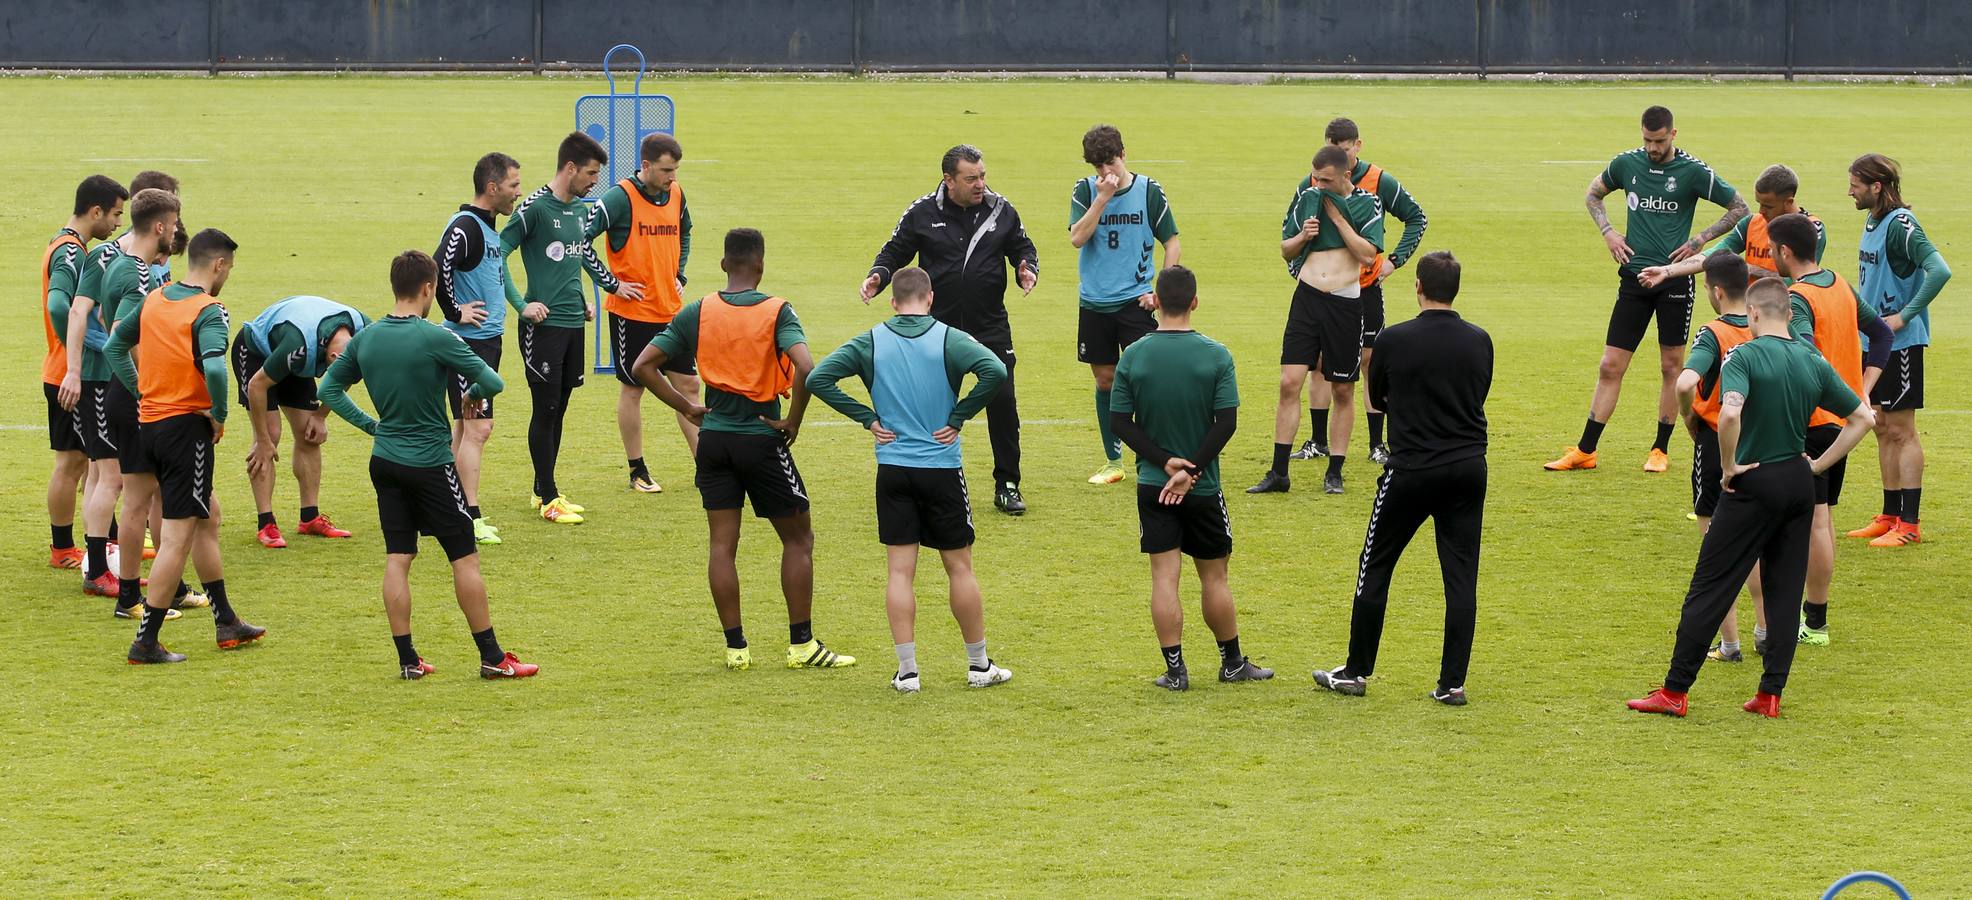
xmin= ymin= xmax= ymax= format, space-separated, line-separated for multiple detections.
xmin=401 ymin=658 xmax=436 ymax=680
xmin=256 ymin=523 xmax=288 ymax=548
xmin=1742 ymin=692 xmax=1781 ymax=718
xmin=50 ymin=546 xmax=85 ymax=569
xmin=297 ymin=515 xmax=352 ymax=539
xmin=480 ymin=652 xmax=540 ymax=679
xmin=1626 ymin=687 xmax=1689 ymax=717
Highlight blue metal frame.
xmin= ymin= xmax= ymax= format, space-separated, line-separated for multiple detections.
xmin=573 ymin=43 xmax=677 ymax=373
xmin=1822 ymin=871 xmax=1911 ymax=899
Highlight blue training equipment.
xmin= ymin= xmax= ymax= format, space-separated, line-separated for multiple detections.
xmin=1822 ymin=871 xmax=1911 ymax=899
xmin=574 ymin=43 xmax=676 ymax=373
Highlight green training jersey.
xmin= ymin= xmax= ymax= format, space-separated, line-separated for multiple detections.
xmin=103 ymin=281 xmax=233 ymax=423
xmin=1601 ymin=148 xmax=1737 ymax=272
xmin=1109 ymin=329 xmax=1239 ymax=495
xmin=499 ymin=185 xmax=620 ymax=328
xmin=1683 ymin=312 xmax=1746 ymax=393
xmin=259 ymin=312 xmax=361 ymax=382
xmin=45 ymin=230 xmax=84 ymax=350
xmin=319 ymin=314 xmax=505 ymax=468
xmin=1293 ymin=159 xmax=1429 ymax=268
xmin=1719 ymin=334 xmax=1860 ymax=466
xmin=648 ymin=289 xmax=806 ymax=436
xmin=1787 ymin=269 xmax=1884 ymax=343
xmin=1281 ymin=186 xmax=1386 ymax=278
xmin=74 ymin=243 xmax=156 ymax=382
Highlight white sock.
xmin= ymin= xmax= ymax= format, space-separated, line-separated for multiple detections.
xmin=1754 ymin=626 xmax=1769 ymax=642
xmin=965 ymin=639 xmax=988 ymax=669
xmin=1721 ymin=640 xmax=1740 ymax=653
xmin=894 ymin=642 xmax=917 ymax=677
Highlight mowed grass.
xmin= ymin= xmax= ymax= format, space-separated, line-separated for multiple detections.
xmin=1 ymin=75 xmax=1969 ymax=896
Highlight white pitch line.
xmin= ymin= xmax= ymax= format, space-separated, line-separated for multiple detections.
xmin=809 ymin=418 xmax=1082 ymax=427
xmin=1135 ymin=159 xmax=1187 ymax=164
xmin=83 ymin=157 xmax=209 ymax=163
xmin=0 ymin=424 xmax=49 ymax=431
xmin=1541 ymin=160 xmax=1604 ymax=164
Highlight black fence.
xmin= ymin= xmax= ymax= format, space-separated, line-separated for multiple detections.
xmin=3 ymin=0 xmax=1967 ymax=75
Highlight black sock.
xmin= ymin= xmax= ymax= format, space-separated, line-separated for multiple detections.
xmin=1367 ymin=411 xmax=1384 ymax=446
xmin=724 ymin=626 xmax=748 ymax=649
xmin=300 ymin=505 xmax=319 ymax=523
xmin=393 ymin=634 xmax=419 ymax=667
xmin=52 ymin=524 xmax=74 ymax=550
xmin=108 ymin=514 xmax=119 ymax=540
xmin=1311 ymin=407 xmax=1329 ymax=445
xmin=173 ymin=581 xmax=189 ymax=600
xmin=790 ymin=620 xmax=813 ymax=645
xmin=467 ymin=504 xmax=482 ymax=520
xmin=1902 ymin=488 xmax=1921 ymax=524
xmin=1882 ymin=489 xmax=1901 ymax=518
xmin=1804 ymin=602 xmax=1827 ymax=631
xmin=138 ymin=603 xmax=169 ymax=643
xmin=471 ymin=626 xmax=503 ymax=665
xmin=256 ymin=511 xmax=275 ymax=529
xmin=528 ymin=381 xmax=566 ymax=499
xmin=85 ymin=535 xmax=110 ymax=579
xmin=117 ymin=577 xmax=142 ymax=611
xmin=1272 ymin=442 xmax=1291 ymax=476
xmin=1161 ymin=644 xmax=1185 ymax=672
xmin=1579 ymin=418 xmax=1606 ymax=453
xmin=204 ymin=579 xmax=238 ymax=626
xmin=1653 ymin=421 xmax=1674 ymax=453
xmin=628 ymin=456 xmax=647 ymax=476
xmin=1326 ymin=455 xmax=1346 ymax=479
xmin=1217 ymin=636 xmax=1242 ymax=671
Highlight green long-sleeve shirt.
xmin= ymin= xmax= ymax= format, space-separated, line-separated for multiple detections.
xmin=320 ymin=314 xmax=505 ymax=468
xmin=807 ymin=314 xmax=1005 ymax=430
xmin=589 ymin=173 xmax=692 ymax=282
xmin=44 ymin=230 xmax=84 ymax=355
xmin=498 ymin=185 xmax=620 ymax=328
xmin=1294 ymin=159 xmax=1429 ymax=268
xmin=103 ymin=282 xmax=233 ymax=424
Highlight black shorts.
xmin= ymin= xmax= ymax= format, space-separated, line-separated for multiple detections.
xmin=1137 ymin=483 xmax=1233 ymax=559
xmin=1281 ymin=281 xmax=1363 ymax=382
xmin=1361 ymin=282 xmax=1385 ymax=344
xmin=608 ymin=313 xmax=694 ymax=385
xmin=231 ymin=329 xmax=321 ymax=411
xmin=78 ymin=380 xmax=115 ymax=461
xmin=107 ymin=380 xmax=148 ymax=475
xmin=1805 ymin=423 xmax=1846 ymax=507
xmin=1076 ymin=304 xmax=1157 ymax=366
xmin=140 ymin=413 xmax=217 ymax=519
xmin=46 ymin=383 xmax=85 ymax=453
xmin=369 ymin=455 xmax=475 ymax=559
xmin=1691 ymin=423 xmax=1723 ymax=518
xmin=1607 ymin=269 xmax=1693 ymax=352
xmin=519 ymin=321 xmax=585 ymax=389
xmin=447 ymin=336 xmax=503 ymax=419
xmin=696 ymin=429 xmax=809 ymax=519
xmin=876 ymin=464 xmax=974 ymax=550
xmin=1871 ymin=346 xmax=1924 ymax=411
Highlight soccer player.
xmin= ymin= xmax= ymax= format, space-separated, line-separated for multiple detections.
xmin=44 ymin=175 xmax=127 ymax=570
xmin=1250 ymin=144 xmax=1383 ymax=496
xmin=435 ymin=151 xmax=526 ymax=545
xmin=1638 ymin=164 xmax=1824 ymax=288
xmin=321 ymin=250 xmax=537 ymax=681
xmin=500 ymin=131 xmax=642 ymax=524
xmin=1292 ymin=117 xmax=1430 ymax=466
xmin=1628 ymin=278 xmax=1872 ymax=718
xmin=1675 ymin=253 xmax=1769 ymax=661
xmin=1548 ymin=106 xmax=1747 ymax=474
xmin=629 ymin=228 xmax=855 ymax=671
xmin=807 ymin=267 xmax=1012 ymax=693
xmin=1071 ymin=124 xmax=1179 ymax=487
xmin=1312 ymin=252 xmax=1490 ymax=706
xmin=67 ymin=188 xmax=179 ymax=599
xmin=105 ymin=228 xmax=265 ymax=664
xmin=235 ymin=295 xmax=368 ymax=547
xmin=1110 ymin=265 xmax=1272 ymax=692
xmin=590 ymin=132 xmax=699 ymax=494
xmin=861 ymin=145 xmax=1039 ymax=516
xmin=1844 ymin=153 xmax=1952 ymax=547
xmin=1772 ymin=213 xmax=1893 ymax=648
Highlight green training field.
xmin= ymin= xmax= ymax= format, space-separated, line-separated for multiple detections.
xmin=2 ymin=75 xmax=1968 ymax=896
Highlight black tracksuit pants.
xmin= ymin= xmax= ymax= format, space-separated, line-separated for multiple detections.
xmin=982 ymin=343 xmax=1021 ymax=486
xmin=1665 ymin=456 xmax=1814 ymax=696
xmin=1347 ymin=457 xmax=1486 ymax=690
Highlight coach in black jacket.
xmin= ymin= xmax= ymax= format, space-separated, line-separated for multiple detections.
xmin=1313 ymin=250 xmax=1492 ymax=706
xmin=861 ymin=144 xmax=1040 ymax=515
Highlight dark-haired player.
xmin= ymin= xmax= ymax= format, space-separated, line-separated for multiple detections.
xmin=44 ymin=175 xmax=128 ymax=570
xmin=1549 ymin=106 xmax=1747 ymax=474
xmin=321 ymin=250 xmax=534 ymax=680
xmin=1110 ymin=265 xmax=1271 ymax=691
